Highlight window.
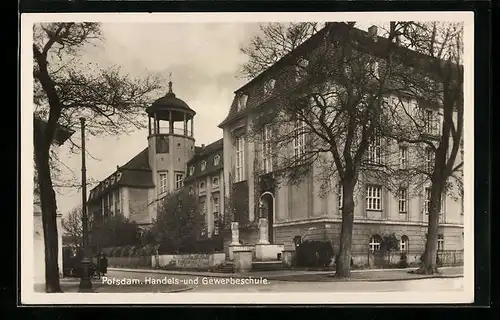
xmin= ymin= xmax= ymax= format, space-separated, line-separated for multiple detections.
xmin=424 ymin=187 xmax=431 ymax=215
xmin=367 ymin=135 xmax=382 ymax=164
xmin=424 ymin=109 xmax=440 ymax=135
xmin=235 ymin=136 xmax=245 ymax=182
xmin=369 ymin=235 xmax=382 ymax=253
xmin=214 ymin=154 xmax=221 ymax=166
xmin=237 ymin=94 xmax=248 ymax=111
xmin=262 ymin=124 xmax=273 ymax=173
xmin=213 ymin=196 xmax=220 ymax=236
xmin=189 ymin=186 xmax=194 ymax=195
xmin=175 ymin=173 xmax=184 ymax=190
xmin=264 ymin=78 xmax=276 ymax=96
xmin=366 ymin=185 xmax=382 ymax=211
xmin=159 ymin=172 xmax=168 ymax=194
xmin=199 ymin=182 xmax=206 ymax=191
xmin=398 ymin=187 xmax=408 ymax=213
xmin=400 ymin=235 xmax=409 ymax=252
xmin=293 ymin=120 xmax=306 ymax=160
xmin=437 ymin=234 xmax=444 ymax=251
xmin=201 ymin=160 xmax=207 ymax=171
xmin=399 ymin=146 xmax=408 ymax=169
xmin=337 ymin=183 xmax=343 ymax=209
xmin=295 ymin=58 xmax=309 ymax=82
xmin=189 ymin=166 xmax=195 ymax=176
xmin=426 ymin=148 xmax=435 ymax=172
xmin=200 ymin=198 xmax=206 ymax=215
xmin=212 ymin=177 xmax=219 ymax=188
xmin=114 ymin=189 xmax=121 ymax=215
xmin=212 ymin=196 xmax=219 ymax=214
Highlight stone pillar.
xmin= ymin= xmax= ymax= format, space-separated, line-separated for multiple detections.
xmin=231 ymin=222 xmax=239 ymax=245
xmin=258 ymin=218 xmax=269 ymax=244
xmin=233 ymin=249 xmax=253 ymax=273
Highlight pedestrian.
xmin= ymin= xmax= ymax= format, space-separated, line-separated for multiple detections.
xmin=95 ymin=253 xmax=101 ymax=279
xmin=99 ymin=252 xmax=108 ymax=277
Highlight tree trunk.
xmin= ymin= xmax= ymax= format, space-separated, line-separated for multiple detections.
xmin=34 ymin=136 xmax=62 ymax=292
xmin=418 ymin=182 xmax=443 ymax=275
xmin=335 ymin=179 xmax=356 ymax=279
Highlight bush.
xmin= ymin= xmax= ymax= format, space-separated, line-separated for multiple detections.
xmin=294 ymin=240 xmax=334 ymax=268
xmin=397 ymin=252 xmax=409 ymax=268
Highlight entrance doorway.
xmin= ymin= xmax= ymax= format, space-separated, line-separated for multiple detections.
xmin=260 ymin=192 xmax=274 ymax=244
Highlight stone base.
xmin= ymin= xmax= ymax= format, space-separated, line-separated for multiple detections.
xmin=281 ymin=249 xmax=296 ymax=267
xmin=228 ymin=244 xmax=255 ymax=261
xmin=233 ymin=249 xmax=253 ymax=273
xmin=254 ymin=243 xmax=284 ymax=261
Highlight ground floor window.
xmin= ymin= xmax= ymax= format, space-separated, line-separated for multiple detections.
xmin=400 ymin=235 xmax=409 ymax=252
xmin=437 ymin=234 xmax=444 ymax=251
xmin=369 ymin=234 xmax=382 ymax=253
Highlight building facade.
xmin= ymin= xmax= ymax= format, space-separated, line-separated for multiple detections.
xmin=218 ymin=22 xmax=464 ymax=264
xmin=88 ymin=22 xmax=464 ymax=266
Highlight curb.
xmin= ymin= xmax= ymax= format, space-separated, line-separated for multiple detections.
xmin=269 ymin=274 xmax=464 ymax=283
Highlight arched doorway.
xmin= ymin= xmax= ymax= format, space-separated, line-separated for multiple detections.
xmin=259 ymin=192 xmax=275 ymax=244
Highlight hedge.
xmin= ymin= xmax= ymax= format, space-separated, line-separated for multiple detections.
xmin=294 ymin=240 xmax=334 ymax=268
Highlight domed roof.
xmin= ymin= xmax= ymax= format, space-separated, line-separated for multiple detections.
xmin=146 ymin=81 xmax=196 ymax=121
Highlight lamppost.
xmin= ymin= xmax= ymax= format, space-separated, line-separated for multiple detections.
xmin=78 ymin=117 xmax=93 ymax=292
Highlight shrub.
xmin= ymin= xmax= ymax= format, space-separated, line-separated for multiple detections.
xmin=397 ymin=252 xmax=409 ymax=268
xmin=294 ymin=240 xmax=334 ymax=268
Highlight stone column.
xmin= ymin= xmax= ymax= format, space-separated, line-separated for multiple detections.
xmin=231 ymin=222 xmax=240 ymax=245
xmin=258 ymin=218 xmax=269 ymax=244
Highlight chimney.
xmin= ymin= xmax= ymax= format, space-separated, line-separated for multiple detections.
xmin=201 ymin=144 xmax=205 ymax=148
xmin=368 ymin=25 xmax=378 ymax=41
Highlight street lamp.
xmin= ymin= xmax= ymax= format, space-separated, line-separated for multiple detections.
xmin=78 ymin=117 xmax=93 ymax=292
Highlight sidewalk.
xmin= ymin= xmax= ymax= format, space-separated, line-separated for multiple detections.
xmin=34 ymin=277 xmax=192 ymax=293
xmin=108 ymin=266 xmax=464 ymax=282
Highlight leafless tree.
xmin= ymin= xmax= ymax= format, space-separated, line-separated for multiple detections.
xmin=381 ymin=22 xmax=464 ymax=274
xmin=33 ymin=22 xmax=162 ymax=292
xmin=242 ymin=22 xmax=405 ymax=278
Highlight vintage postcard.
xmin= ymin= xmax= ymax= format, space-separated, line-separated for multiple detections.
xmin=21 ymin=11 xmax=474 ymax=305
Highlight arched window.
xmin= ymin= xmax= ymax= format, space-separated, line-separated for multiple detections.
xmin=400 ymin=235 xmax=409 ymax=252
xmin=369 ymin=234 xmax=382 ymax=253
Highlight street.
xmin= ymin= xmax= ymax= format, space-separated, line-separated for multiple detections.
xmin=99 ymin=269 xmax=464 ymax=293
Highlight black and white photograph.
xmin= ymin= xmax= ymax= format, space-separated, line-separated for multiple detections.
xmin=21 ymin=12 xmax=474 ymax=304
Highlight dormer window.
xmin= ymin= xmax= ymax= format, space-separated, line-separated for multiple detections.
xmin=295 ymin=58 xmax=309 ymax=82
xmin=189 ymin=166 xmax=195 ymax=176
xmin=201 ymin=160 xmax=207 ymax=171
xmin=199 ymin=182 xmax=206 ymax=191
xmin=212 ymin=177 xmax=219 ymax=187
xmin=264 ymin=78 xmax=276 ymax=96
xmin=237 ymin=93 xmax=248 ymax=111
xmin=214 ymin=154 xmax=221 ymax=166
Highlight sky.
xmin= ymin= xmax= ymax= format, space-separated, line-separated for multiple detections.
xmin=51 ymin=21 xmax=383 ymax=216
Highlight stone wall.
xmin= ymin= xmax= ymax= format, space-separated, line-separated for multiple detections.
xmin=152 ymin=253 xmax=226 ymax=269
xmin=107 ymin=256 xmax=152 ymax=268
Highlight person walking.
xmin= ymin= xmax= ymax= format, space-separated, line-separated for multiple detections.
xmin=98 ymin=252 xmax=108 ymax=277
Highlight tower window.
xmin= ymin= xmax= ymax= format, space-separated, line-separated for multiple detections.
xmin=175 ymin=173 xmax=184 ymax=190
xmin=158 ymin=172 xmax=168 ymax=194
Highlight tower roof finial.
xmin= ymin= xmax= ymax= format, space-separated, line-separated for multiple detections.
xmin=168 ymin=72 xmax=173 ymax=94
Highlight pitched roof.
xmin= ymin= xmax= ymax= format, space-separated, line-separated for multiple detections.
xmin=184 ymin=138 xmax=223 ymax=182
xmin=88 ymin=147 xmax=154 ymax=202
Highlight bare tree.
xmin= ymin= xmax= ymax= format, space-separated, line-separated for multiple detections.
xmin=242 ymin=22 xmax=404 ymax=278
xmin=33 ymin=22 xmax=162 ymax=292
xmin=382 ymin=22 xmax=464 ymax=274
xmin=61 ymin=206 xmax=88 ymax=248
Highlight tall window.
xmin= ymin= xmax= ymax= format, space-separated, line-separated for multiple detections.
xmin=398 ymin=187 xmax=408 ymax=213
xmin=114 ymin=189 xmax=121 ymax=215
xmin=337 ymin=183 xmax=343 ymax=209
xmin=424 ymin=187 xmax=431 ymax=215
xmin=237 ymin=94 xmax=248 ymax=111
xmin=212 ymin=176 xmax=219 ymax=188
xmin=426 ymin=148 xmax=435 ymax=172
xmin=367 ymin=135 xmax=382 ymax=164
xmin=235 ymin=136 xmax=245 ymax=182
xmin=424 ymin=109 xmax=440 ymax=135
xmin=400 ymin=235 xmax=409 ymax=252
xmin=262 ymin=124 xmax=273 ymax=173
xmin=293 ymin=120 xmax=306 ymax=160
xmin=175 ymin=173 xmax=184 ymax=190
xmin=366 ymin=185 xmax=382 ymax=211
xmin=213 ymin=196 xmax=220 ymax=236
xmin=399 ymin=146 xmax=408 ymax=169
xmin=159 ymin=172 xmax=168 ymax=194
xmin=369 ymin=235 xmax=382 ymax=253
xmin=437 ymin=234 xmax=444 ymax=251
